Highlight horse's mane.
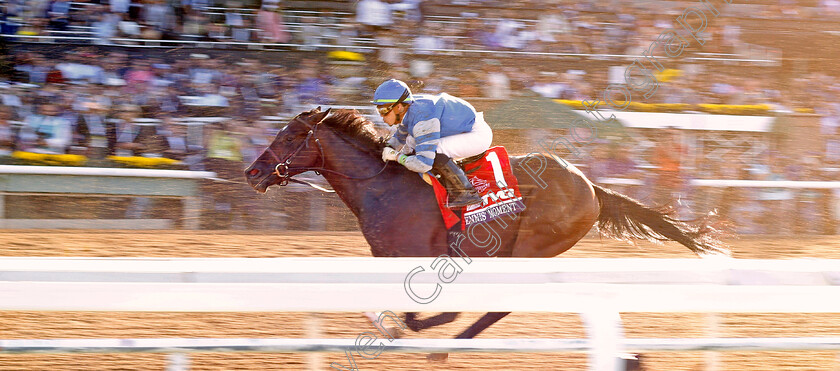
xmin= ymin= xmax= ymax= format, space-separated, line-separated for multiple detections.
xmin=322 ymin=109 xmax=388 ymax=154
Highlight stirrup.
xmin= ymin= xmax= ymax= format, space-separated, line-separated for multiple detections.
xmin=447 ymin=192 xmax=481 ymax=208
xmin=432 ymin=154 xmax=482 ymax=208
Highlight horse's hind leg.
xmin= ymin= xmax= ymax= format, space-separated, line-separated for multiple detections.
xmin=404 ymin=312 xmax=459 ymax=332
xmin=455 ymin=312 xmax=510 ymax=339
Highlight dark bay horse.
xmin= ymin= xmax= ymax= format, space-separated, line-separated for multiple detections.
xmin=244 ymin=107 xmax=728 ymax=351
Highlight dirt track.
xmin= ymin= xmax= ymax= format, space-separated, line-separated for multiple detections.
xmin=0 ymin=231 xmax=839 ymax=370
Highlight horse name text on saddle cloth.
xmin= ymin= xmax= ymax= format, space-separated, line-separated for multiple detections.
xmin=463 ymin=186 xmax=525 ymax=227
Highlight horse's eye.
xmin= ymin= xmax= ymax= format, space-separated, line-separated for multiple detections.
xmin=285 ymin=136 xmax=294 ymax=142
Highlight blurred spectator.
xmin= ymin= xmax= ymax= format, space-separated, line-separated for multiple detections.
xmin=191 ymin=83 xmax=230 ymax=109
xmin=110 ymin=104 xmax=142 ymax=156
xmin=356 ymin=0 xmax=392 ymax=37
xmin=56 ymin=52 xmax=104 ymax=85
xmin=536 ymin=7 xmax=570 ymax=44
xmin=182 ymin=8 xmax=210 ymax=37
xmin=21 ymin=103 xmax=72 ymax=154
xmin=118 ymin=13 xmax=142 ymax=38
xmin=134 ymin=124 xmax=171 ymax=158
xmin=160 ymin=117 xmax=189 ymax=160
xmin=143 ymin=0 xmax=177 ymax=39
xmin=0 ymin=106 xmax=17 ymax=156
xmin=826 ymin=133 xmax=840 ymax=166
xmin=492 ymin=10 xmax=525 ymax=50
xmin=376 ymin=32 xmax=405 ymax=66
xmin=231 ymin=17 xmax=254 ymax=42
xmin=256 ymin=0 xmax=290 ymax=43
xmin=661 ymin=80 xmax=700 ymax=105
xmin=295 ymin=59 xmax=329 ymax=106
xmin=110 ymin=0 xmax=132 ymax=16
xmin=91 ymin=6 xmax=121 ymax=45
xmin=821 ymin=0 xmax=840 ymax=15
xmin=530 ymin=71 xmax=565 ymax=99
xmin=189 ymin=54 xmax=219 ymax=85
xmin=710 ymin=74 xmax=742 ymax=104
xmin=75 ymin=102 xmax=110 ymax=159
xmin=202 ymin=119 xmax=245 ymax=228
xmin=183 ymin=0 xmax=210 ymax=13
xmin=224 ymin=2 xmax=249 ymax=42
xmin=460 ymin=17 xmax=491 ymax=50
xmin=124 ymin=59 xmax=154 ymax=97
xmin=47 ymin=0 xmax=72 ymax=31
xmin=588 ymin=142 xmax=638 ymax=198
xmin=720 ymin=18 xmax=741 ymax=53
xmin=207 ymin=22 xmax=228 ymax=42
xmin=413 ymin=23 xmax=443 ymax=54
xmin=817 ymin=102 xmax=840 ymax=135
xmin=483 ymin=60 xmax=510 ymax=99
xmin=651 ymin=128 xmax=684 ymax=204
xmin=241 ymin=120 xmax=271 ymax=164
xmin=1 ymin=1 xmax=24 ymax=35
xmin=299 ymin=16 xmax=323 ymax=49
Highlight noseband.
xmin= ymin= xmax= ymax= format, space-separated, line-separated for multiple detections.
xmin=262 ymin=112 xmax=390 ymax=187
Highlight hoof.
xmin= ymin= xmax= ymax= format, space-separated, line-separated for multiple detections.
xmin=427 ymin=352 xmax=449 ymax=362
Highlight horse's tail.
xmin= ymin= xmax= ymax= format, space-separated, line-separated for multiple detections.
xmin=591 ymin=184 xmax=730 ymax=256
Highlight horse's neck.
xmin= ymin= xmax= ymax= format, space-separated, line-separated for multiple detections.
xmin=318 ymin=131 xmax=409 ymax=218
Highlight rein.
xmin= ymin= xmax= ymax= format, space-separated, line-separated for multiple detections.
xmin=263 ymin=112 xmax=390 ymax=191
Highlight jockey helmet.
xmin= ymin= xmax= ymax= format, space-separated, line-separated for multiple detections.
xmin=373 ymin=79 xmax=414 ymax=105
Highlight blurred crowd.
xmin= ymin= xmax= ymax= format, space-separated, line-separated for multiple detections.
xmin=0 ymin=0 xmax=838 ymax=233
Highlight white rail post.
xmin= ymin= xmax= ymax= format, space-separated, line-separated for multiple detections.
xmin=581 ymin=308 xmax=625 ymax=371
xmin=183 ymin=196 xmax=201 ymax=230
xmin=705 ymin=313 xmax=721 ymax=371
xmin=306 ymin=312 xmax=324 ymax=371
xmin=166 ymin=353 xmax=190 ymax=371
xmin=833 ymin=189 xmax=840 ymax=234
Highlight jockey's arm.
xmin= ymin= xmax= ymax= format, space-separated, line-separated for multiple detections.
xmin=396 ymin=117 xmax=440 ymax=173
xmin=387 ymin=122 xmax=409 ymax=148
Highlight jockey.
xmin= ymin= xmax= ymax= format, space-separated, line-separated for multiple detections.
xmin=374 ymin=79 xmax=492 ymax=208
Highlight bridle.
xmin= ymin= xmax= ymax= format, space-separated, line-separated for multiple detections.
xmin=262 ymin=111 xmax=390 ymax=189
xmin=263 ymin=114 xmax=324 ymax=186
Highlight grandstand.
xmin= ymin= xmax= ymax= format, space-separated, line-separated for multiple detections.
xmin=2 ymin=2 xmax=840 ymax=370
xmin=0 ymin=0 xmax=837 ymax=233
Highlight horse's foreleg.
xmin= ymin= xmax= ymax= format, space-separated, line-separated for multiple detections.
xmin=363 ymin=312 xmax=406 ymax=339
xmin=428 ymin=312 xmax=511 ymax=362
xmin=404 ymin=312 xmax=460 ymax=332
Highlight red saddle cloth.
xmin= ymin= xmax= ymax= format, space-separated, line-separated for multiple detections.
xmin=430 ymin=146 xmax=526 ymax=230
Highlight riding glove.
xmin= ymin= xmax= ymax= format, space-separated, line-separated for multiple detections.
xmin=382 ymin=147 xmax=399 ymax=162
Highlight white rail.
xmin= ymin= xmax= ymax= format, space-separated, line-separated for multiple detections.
xmin=4 ymin=337 xmax=840 ymax=354
xmin=1 ymin=257 xmax=839 ymax=313
xmin=2 ymin=257 xmax=840 ymax=371
xmin=0 ymin=165 xmax=215 ymax=179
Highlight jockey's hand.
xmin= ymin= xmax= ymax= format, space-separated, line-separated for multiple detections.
xmin=382 ymin=147 xmax=399 ymax=162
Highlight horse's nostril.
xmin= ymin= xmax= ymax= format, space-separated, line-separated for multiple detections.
xmin=248 ymin=169 xmax=259 ymax=177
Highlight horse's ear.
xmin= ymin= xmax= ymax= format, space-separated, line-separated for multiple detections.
xmin=315 ymin=106 xmax=321 ymax=112
xmin=313 ymin=108 xmax=331 ymax=124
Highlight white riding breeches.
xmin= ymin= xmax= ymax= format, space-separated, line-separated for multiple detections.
xmin=401 ymin=112 xmax=493 ymax=160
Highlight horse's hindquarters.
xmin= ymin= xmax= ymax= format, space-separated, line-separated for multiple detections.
xmin=507 ymin=155 xmax=600 ymax=257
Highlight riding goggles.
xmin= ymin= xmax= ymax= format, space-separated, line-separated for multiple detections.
xmin=376 ymin=90 xmax=411 ymax=116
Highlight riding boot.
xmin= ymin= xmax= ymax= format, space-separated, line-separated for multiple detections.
xmin=432 ymin=154 xmax=482 ymax=208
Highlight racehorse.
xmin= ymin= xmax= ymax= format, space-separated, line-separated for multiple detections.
xmin=244 ymin=107 xmax=728 ymax=356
